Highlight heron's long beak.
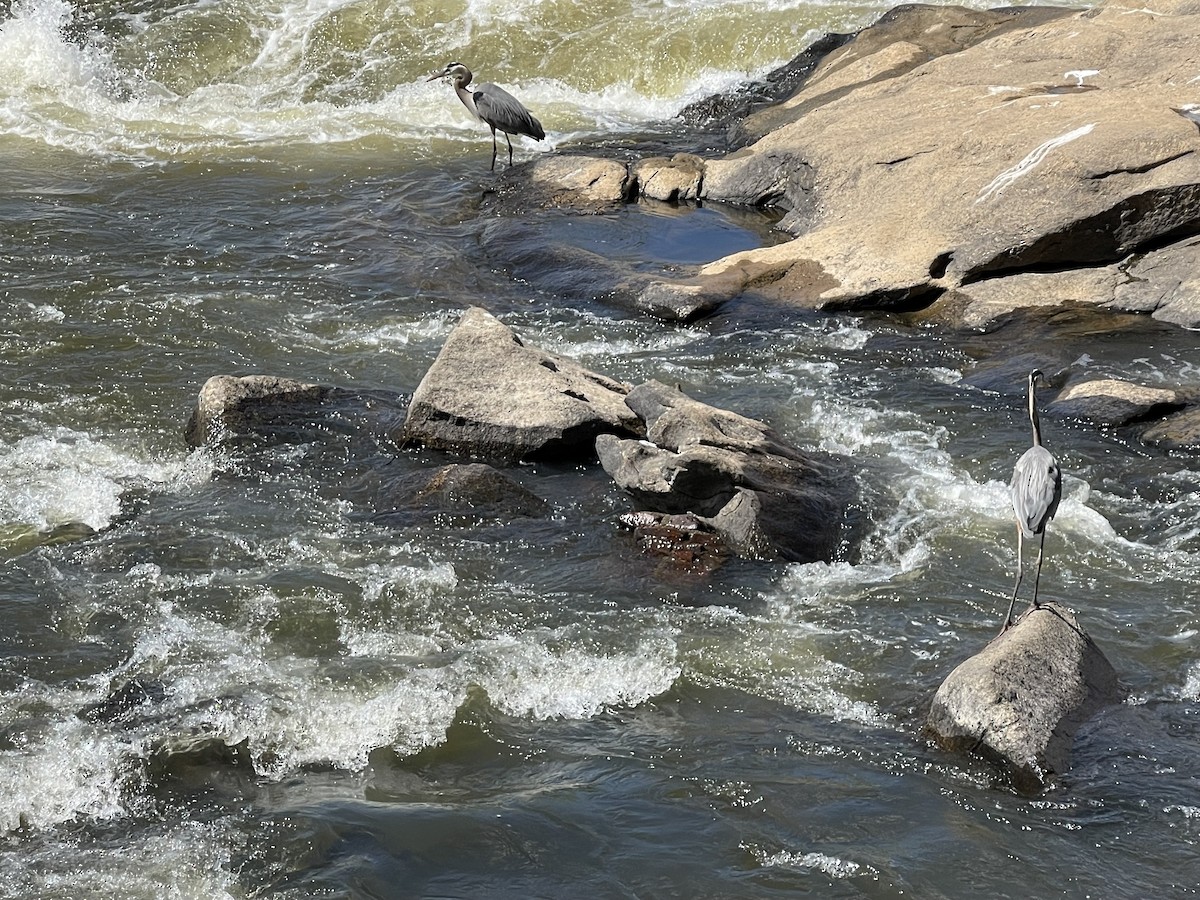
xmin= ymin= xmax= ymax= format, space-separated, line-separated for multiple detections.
xmin=426 ymin=71 xmax=446 ymax=82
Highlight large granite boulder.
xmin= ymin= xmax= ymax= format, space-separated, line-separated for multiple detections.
xmin=639 ymin=0 xmax=1200 ymax=326
xmin=928 ymin=603 xmax=1124 ymax=791
xmin=597 ymin=381 xmax=855 ymax=563
xmin=399 ymin=307 xmax=642 ymax=462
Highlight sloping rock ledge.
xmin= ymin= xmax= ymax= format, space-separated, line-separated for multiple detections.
xmin=490 ymin=0 xmax=1200 ymax=334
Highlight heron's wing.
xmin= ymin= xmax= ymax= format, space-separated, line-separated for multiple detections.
xmin=475 ymin=83 xmax=545 ymax=141
xmin=1010 ymin=445 xmax=1062 ymax=536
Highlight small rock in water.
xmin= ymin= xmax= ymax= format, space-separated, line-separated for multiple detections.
xmin=927 ymin=602 xmax=1124 ymax=792
xmin=1047 ymin=378 xmax=1184 ymax=427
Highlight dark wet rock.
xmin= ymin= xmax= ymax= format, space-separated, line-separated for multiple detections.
xmin=1047 ymin=378 xmax=1184 ymax=427
xmin=597 ymin=381 xmax=854 ymax=564
xmin=1139 ymin=407 xmax=1200 ymax=450
xmin=960 ymin=353 xmax=1072 ymax=395
xmin=185 ymin=374 xmax=333 ymax=449
xmin=365 ymin=463 xmax=550 ymax=524
xmin=399 ymin=307 xmax=642 ymax=462
xmin=79 ymin=676 xmax=167 ymax=725
xmin=679 ymin=31 xmax=856 ymax=143
xmin=631 ymin=153 xmax=704 ymax=203
xmin=632 ymin=280 xmax=731 ymax=323
xmin=617 ymin=510 xmax=729 ymax=574
xmin=927 ymin=602 xmax=1124 ymax=792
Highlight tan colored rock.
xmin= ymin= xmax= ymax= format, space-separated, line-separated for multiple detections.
xmin=928 ymin=602 xmax=1124 ymax=792
xmin=1048 ymin=378 xmax=1182 ymax=426
xmin=399 ymin=307 xmax=641 ymax=462
xmin=631 ymin=153 xmax=704 ymax=202
xmin=528 ymin=156 xmax=630 ymax=205
xmin=184 ymin=375 xmax=330 ymax=448
xmin=647 ymin=0 xmax=1200 ymax=322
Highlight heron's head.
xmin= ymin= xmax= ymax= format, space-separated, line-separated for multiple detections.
xmin=427 ymin=62 xmax=472 ymax=87
xmin=1030 ymin=368 xmax=1045 ymax=384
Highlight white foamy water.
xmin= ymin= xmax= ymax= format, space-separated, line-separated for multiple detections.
xmin=0 ymin=428 xmax=199 ymax=532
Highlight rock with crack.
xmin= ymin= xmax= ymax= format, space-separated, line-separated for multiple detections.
xmin=927 ymin=602 xmax=1124 ymax=792
xmin=399 ymin=307 xmax=641 ymax=462
xmin=631 ymin=153 xmax=705 ymax=202
xmin=596 ymin=380 xmax=855 ymax=563
xmin=1047 ymin=378 xmax=1184 ymax=427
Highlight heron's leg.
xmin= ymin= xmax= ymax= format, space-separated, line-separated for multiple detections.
xmin=1029 ymin=529 xmax=1047 ymax=610
xmin=489 ymin=127 xmax=498 ymax=171
xmin=1001 ymin=524 xmax=1024 ymax=632
xmin=504 ymin=132 xmax=514 ymax=167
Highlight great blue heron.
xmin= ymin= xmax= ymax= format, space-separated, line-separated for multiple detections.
xmin=1001 ymin=369 xmax=1062 ymax=631
xmin=427 ymin=62 xmax=546 ymax=170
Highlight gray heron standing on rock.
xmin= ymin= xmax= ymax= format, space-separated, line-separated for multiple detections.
xmin=428 ymin=62 xmax=545 ymax=170
xmin=1001 ymin=369 xmax=1062 ymax=632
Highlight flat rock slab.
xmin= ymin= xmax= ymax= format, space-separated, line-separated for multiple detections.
xmin=399 ymin=307 xmax=642 ymax=462
xmin=928 ymin=602 xmax=1124 ymax=791
xmin=1048 ymin=378 xmax=1183 ymax=426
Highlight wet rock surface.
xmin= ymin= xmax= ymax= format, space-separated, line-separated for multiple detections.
xmin=597 ymin=381 xmax=857 ymax=564
xmin=927 ymin=602 xmax=1125 ymax=792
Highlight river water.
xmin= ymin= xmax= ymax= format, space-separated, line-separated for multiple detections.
xmin=2 ymin=0 xmax=1199 ymax=896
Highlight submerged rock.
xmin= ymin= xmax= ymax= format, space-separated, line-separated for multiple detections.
xmin=363 ymin=462 xmax=550 ymax=525
xmin=927 ymin=603 xmax=1124 ymax=792
xmin=185 ymin=374 xmax=333 ymax=449
xmin=617 ymin=510 xmax=729 ymax=574
xmin=1139 ymin=407 xmax=1200 ymax=450
xmin=399 ymin=307 xmax=641 ymax=462
xmin=597 ymin=381 xmax=855 ymax=563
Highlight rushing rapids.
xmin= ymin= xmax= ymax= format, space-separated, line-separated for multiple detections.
xmin=2 ymin=0 xmax=1199 ymax=896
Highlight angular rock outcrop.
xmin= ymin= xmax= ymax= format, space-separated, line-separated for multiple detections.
xmin=185 ymin=375 xmax=333 ymax=449
xmin=639 ymin=0 xmax=1200 ymax=326
xmin=597 ymin=381 xmax=855 ymax=563
xmin=928 ymin=603 xmax=1124 ymax=791
xmin=398 ymin=307 xmax=641 ymax=461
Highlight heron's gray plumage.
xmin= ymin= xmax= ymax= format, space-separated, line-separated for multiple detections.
xmin=1001 ymin=369 xmax=1062 ymax=632
xmin=428 ymin=62 xmax=545 ymax=170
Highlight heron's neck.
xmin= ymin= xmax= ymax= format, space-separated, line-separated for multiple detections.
xmin=454 ymin=83 xmax=480 ymax=120
xmin=1028 ymin=380 xmax=1043 ymax=446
